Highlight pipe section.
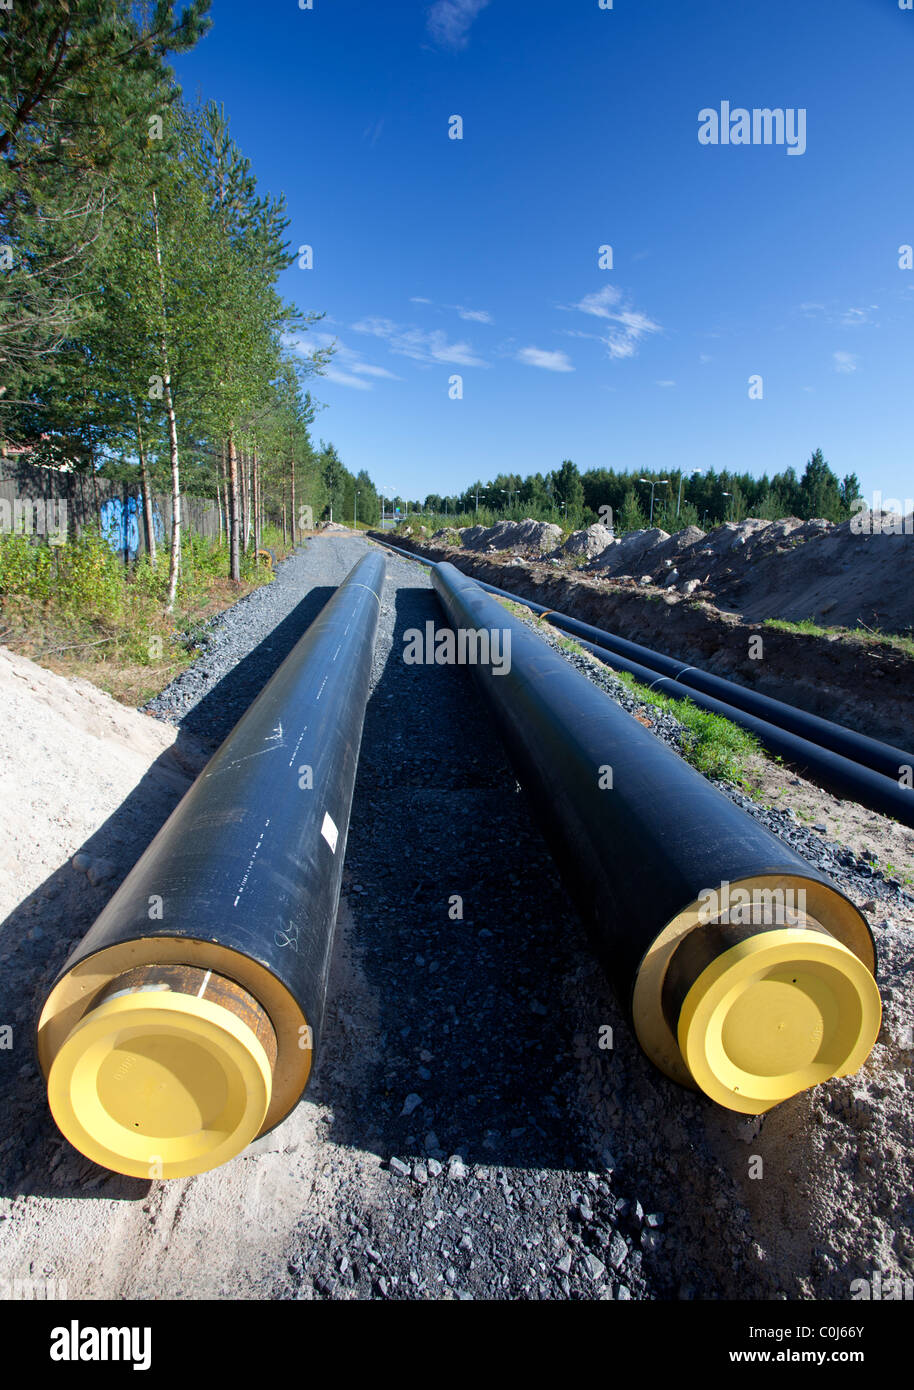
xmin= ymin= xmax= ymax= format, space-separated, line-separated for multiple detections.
xmin=496 ymin=601 xmax=914 ymax=785
xmin=373 ymin=537 xmax=914 ymax=826
xmin=566 ymin=633 xmax=914 ymax=828
xmin=431 ymin=560 xmax=881 ymax=1113
xmin=38 ymin=552 xmax=386 ymax=1178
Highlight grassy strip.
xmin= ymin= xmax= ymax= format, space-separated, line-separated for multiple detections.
xmin=0 ymin=525 xmax=291 ymax=707
xmin=763 ymin=617 xmax=914 ymax=660
xmin=495 ymin=595 xmax=762 ymax=785
xmin=607 ymin=667 xmax=762 ymax=784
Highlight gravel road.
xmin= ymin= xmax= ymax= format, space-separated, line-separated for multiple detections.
xmin=3 ymin=533 xmax=911 ymax=1302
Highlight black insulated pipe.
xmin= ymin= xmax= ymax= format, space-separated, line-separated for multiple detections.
xmin=493 ymin=600 xmax=914 ymax=785
xmin=372 ymin=538 xmax=913 ymax=824
xmin=567 ymin=634 xmax=914 ymax=829
xmin=37 ymin=551 xmax=386 ymax=1178
xmin=431 ymin=560 xmax=881 ymax=1114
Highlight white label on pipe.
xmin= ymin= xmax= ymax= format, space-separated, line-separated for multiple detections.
xmin=321 ymin=811 xmax=339 ymax=853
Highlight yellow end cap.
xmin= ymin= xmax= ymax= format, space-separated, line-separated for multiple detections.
xmin=677 ymin=928 xmax=881 ymax=1114
xmin=47 ymin=991 xmax=273 ymax=1179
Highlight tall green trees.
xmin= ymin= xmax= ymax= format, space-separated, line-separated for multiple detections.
xmin=553 ymin=458 xmax=584 ymax=525
xmin=320 ymin=442 xmax=345 ymax=522
xmin=0 ymin=0 xmax=211 ymax=408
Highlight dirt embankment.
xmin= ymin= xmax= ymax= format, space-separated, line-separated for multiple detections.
xmin=373 ymin=534 xmax=914 ymax=752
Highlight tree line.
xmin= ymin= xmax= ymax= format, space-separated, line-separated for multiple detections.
xmin=417 ymin=449 xmax=862 ymax=535
xmin=1 ymin=1 xmax=380 ymax=607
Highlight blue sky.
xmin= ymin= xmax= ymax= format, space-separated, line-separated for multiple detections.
xmin=174 ymin=0 xmax=914 ymax=506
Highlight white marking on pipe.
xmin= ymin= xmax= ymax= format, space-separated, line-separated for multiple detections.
xmin=197 ymin=969 xmax=212 ymax=998
xmin=347 ymin=582 xmax=382 ymax=608
xmin=204 ymin=746 xmax=282 ymax=779
xmin=321 ymin=811 xmax=339 ymax=853
xmin=233 ymin=817 xmax=271 ymax=906
xmin=288 ymin=724 xmax=309 ymax=766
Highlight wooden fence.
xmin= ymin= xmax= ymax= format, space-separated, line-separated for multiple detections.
xmin=0 ymin=457 xmax=222 ymax=561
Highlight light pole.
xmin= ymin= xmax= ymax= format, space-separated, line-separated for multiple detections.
xmin=721 ymin=490 xmax=732 ymax=522
xmin=677 ymin=467 xmax=703 ymax=516
xmin=638 ymin=477 xmax=669 ymax=526
xmin=354 ymin=490 xmax=359 ymax=528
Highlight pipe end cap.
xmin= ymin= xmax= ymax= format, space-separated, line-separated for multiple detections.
xmin=47 ymin=991 xmax=273 ymax=1179
xmin=677 ymin=928 xmax=881 ymax=1114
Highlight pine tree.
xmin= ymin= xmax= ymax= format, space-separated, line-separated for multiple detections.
xmin=618 ymin=489 xmax=646 ymax=534
xmin=0 ymin=0 xmax=211 ymax=409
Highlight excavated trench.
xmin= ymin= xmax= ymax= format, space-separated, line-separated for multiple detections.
xmin=375 ymin=535 xmax=914 ymax=752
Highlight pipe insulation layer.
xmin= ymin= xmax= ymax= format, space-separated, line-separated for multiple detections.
xmin=373 ymin=538 xmax=914 ymax=827
xmin=431 ymin=560 xmax=881 ymax=1114
xmin=37 ymin=551 xmax=386 ymax=1178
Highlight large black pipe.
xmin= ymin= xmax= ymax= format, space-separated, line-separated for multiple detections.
xmin=566 ymin=634 xmax=914 ymax=829
xmin=430 ymin=560 xmax=881 ymax=1113
xmin=373 ymin=537 xmax=914 ymax=826
xmin=492 ymin=598 xmax=914 ymax=785
xmin=38 ymin=551 xmax=386 ymax=1178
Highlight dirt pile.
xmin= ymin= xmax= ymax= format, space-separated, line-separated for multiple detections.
xmin=430 ymin=513 xmax=914 ymax=634
xmin=561 ymin=523 xmax=615 ymax=559
xmin=589 ymin=515 xmax=914 ymax=633
xmin=455 ymin=517 xmax=562 ymax=555
xmin=0 ymin=645 xmax=209 ymax=919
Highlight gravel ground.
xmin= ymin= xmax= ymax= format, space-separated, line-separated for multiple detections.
xmin=3 ymin=533 xmax=911 ymax=1302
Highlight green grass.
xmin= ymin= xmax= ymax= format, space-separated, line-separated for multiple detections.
xmin=0 ymin=526 xmax=285 ymax=704
xmin=609 ymin=667 xmax=763 ymax=784
xmin=763 ymin=617 xmax=914 ymax=659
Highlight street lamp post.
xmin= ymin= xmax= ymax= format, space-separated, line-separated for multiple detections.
xmin=354 ymin=490 xmax=359 ymax=528
xmin=638 ymin=477 xmax=669 ymax=526
xmin=677 ymin=467 xmax=703 ymax=516
xmin=721 ymin=490 xmax=732 ymax=522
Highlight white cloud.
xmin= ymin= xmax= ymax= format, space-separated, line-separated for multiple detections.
xmin=410 ymin=296 xmax=493 ymax=324
xmin=322 ymin=367 xmax=374 ymax=391
xmin=656 ymin=380 xmax=676 ymax=388
xmin=289 ymin=331 xmax=401 ymax=389
xmin=517 ymin=347 xmax=574 ymax=372
xmin=352 ymin=316 xmax=487 ymax=367
xmin=350 ymin=363 xmax=399 ymax=379
xmin=839 ymin=305 xmax=878 ymax=326
xmin=426 ymin=0 xmax=491 ymax=50
xmin=833 ymin=351 xmax=858 ymax=373
xmin=566 ymin=284 xmax=662 ymax=360
xmin=798 ymin=302 xmax=878 ymax=327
